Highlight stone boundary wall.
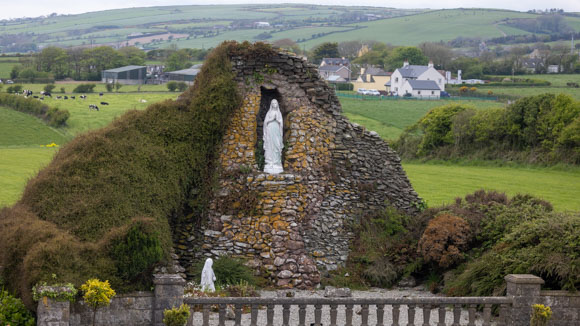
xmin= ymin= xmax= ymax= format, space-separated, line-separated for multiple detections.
xmin=173 ymin=50 xmax=422 ymax=288
xmin=37 ymin=274 xmax=579 ymax=326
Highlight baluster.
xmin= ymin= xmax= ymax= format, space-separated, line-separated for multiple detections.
xmin=234 ymin=304 xmax=242 ymax=326
xmin=266 ymin=304 xmax=274 ymax=326
xmin=437 ymin=305 xmax=445 ymax=326
xmin=407 ymin=304 xmax=416 ymax=326
xmin=314 ymin=304 xmax=323 ymax=326
xmin=422 ymin=304 xmax=430 ymax=326
xmin=282 ymin=304 xmax=291 ymax=326
xmin=202 ymin=305 xmax=210 ymax=326
xmin=187 ymin=305 xmax=194 ymax=326
xmin=483 ymin=304 xmax=492 ymax=326
xmin=361 ymin=304 xmax=370 ymax=326
xmin=499 ymin=303 xmax=510 ymax=326
xmin=392 ymin=304 xmax=400 ymax=326
xmin=452 ymin=304 xmax=461 ymax=326
xmin=218 ymin=304 xmax=226 ymax=326
xmin=345 ymin=304 xmax=354 ymax=326
xmin=298 ymin=304 xmax=306 ymax=326
xmin=467 ymin=304 xmax=476 ymax=326
xmin=330 ymin=304 xmax=338 ymax=326
xmin=250 ymin=304 xmax=259 ymax=326
xmin=376 ymin=304 xmax=385 ymax=326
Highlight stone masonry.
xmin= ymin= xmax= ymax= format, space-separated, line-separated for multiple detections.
xmin=173 ymin=50 xmax=422 ymax=288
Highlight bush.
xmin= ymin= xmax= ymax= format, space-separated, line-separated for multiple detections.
xmin=163 ymin=304 xmax=190 ymax=326
xmin=418 ymin=213 xmax=471 ymax=268
xmin=333 ymin=83 xmax=354 ymax=91
xmin=81 ymin=279 xmax=116 ymax=326
xmin=105 ymin=83 xmax=114 ymax=92
xmin=44 ymin=84 xmax=56 ymax=93
xmin=6 ymin=84 xmax=23 ymax=93
xmin=176 ymin=82 xmax=188 ymax=92
xmin=167 ymin=81 xmax=178 ymax=91
xmin=110 ymin=221 xmax=164 ymax=285
xmin=72 ymin=84 xmax=96 ymax=93
xmin=60 ymin=87 xmax=65 ymax=93
xmin=192 ymin=256 xmax=255 ymax=286
xmin=0 ymin=93 xmax=70 ymax=127
xmin=0 ymin=289 xmax=36 ymax=326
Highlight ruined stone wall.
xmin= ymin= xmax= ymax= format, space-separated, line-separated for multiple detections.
xmin=174 ymin=51 xmax=421 ymax=288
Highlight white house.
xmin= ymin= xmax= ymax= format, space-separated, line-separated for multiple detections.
xmin=400 ymin=80 xmax=441 ymax=98
xmin=387 ymin=60 xmax=445 ymax=97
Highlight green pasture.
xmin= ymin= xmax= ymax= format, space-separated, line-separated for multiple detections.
xmin=0 ymin=107 xmax=71 ymax=146
xmin=270 ymin=26 xmax=354 ymax=42
xmin=301 ymin=8 xmax=540 ymax=48
xmin=0 ymin=147 xmax=58 ymax=207
xmin=403 ymin=162 xmax=580 ymax=212
xmin=0 ymin=57 xmax=19 ymax=79
xmin=340 ymin=97 xmax=503 ymax=140
xmin=15 ymin=82 xmax=169 ymax=93
xmin=479 ymin=86 xmax=580 ymax=100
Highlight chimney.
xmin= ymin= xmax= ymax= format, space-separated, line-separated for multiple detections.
xmin=428 ymin=60 xmax=434 ymax=68
xmin=403 ymin=59 xmax=409 ymax=67
xmin=458 ymin=70 xmax=462 ymax=83
xmin=445 ymin=71 xmax=451 ymax=82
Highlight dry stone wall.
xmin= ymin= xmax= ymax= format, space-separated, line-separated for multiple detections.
xmin=174 ymin=50 xmax=421 ymax=288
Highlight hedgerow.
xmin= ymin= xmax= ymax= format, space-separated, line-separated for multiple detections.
xmin=0 ymin=93 xmax=70 ymax=127
xmin=0 ymin=41 xmax=267 ymax=309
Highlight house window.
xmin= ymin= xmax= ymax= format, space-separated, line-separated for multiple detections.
xmin=395 ymin=87 xmax=398 ymax=92
xmin=418 ymin=91 xmax=421 ymax=95
xmin=438 ymin=79 xmax=442 ymax=84
xmin=431 ymin=91 xmax=435 ymax=95
xmin=395 ymin=77 xmax=399 ymax=82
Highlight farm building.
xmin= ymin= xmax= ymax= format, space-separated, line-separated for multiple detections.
xmin=165 ymin=67 xmax=201 ymax=85
xmin=102 ymin=65 xmax=147 ymax=85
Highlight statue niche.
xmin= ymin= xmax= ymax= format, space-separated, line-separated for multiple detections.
xmin=263 ymin=99 xmax=283 ymax=174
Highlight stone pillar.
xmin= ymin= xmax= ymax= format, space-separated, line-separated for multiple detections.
xmin=37 ymin=297 xmax=70 ymax=326
xmin=505 ymin=274 xmax=544 ymax=326
xmin=153 ymin=274 xmax=186 ymax=326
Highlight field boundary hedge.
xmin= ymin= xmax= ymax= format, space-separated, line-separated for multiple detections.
xmin=0 ymin=93 xmax=69 ymax=127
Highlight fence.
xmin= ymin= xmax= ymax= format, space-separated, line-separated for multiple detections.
xmin=336 ymin=92 xmax=498 ymax=101
xmin=37 ymin=274 xmax=580 ymax=326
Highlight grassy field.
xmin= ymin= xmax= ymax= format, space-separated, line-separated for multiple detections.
xmin=0 ymin=56 xmax=19 ymax=79
xmin=0 ymin=107 xmax=71 ymax=146
xmin=0 ymin=147 xmax=58 ymax=207
xmin=403 ymin=163 xmax=580 ymax=212
xmin=340 ymin=97 xmax=503 ymax=140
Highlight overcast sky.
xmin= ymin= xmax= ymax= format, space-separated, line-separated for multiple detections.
xmin=3 ymin=0 xmax=580 ymax=20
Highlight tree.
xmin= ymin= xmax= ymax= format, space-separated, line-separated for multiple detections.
xmin=419 ymin=42 xmax=452 ymax=69
xmin=311 ymin=42 xmax=339 ymax=64
xmin=165 ymin=49 xmax=192 ymax=72
xmin=352 ymin=42 xmax=391 ymax=68
xmin=167 ymin=81 xmax=178 ymax=91
xmin=272 ymin=38 xmax=301 ymax=54
xmin=118 ymin=46 xmax=146 ymax=66
xmin=384 ymin=46 xmax=428 ymax=71
xmin=44 ymin=84 xmax=56 ymax=93
xmin=81 ymin=279 xmax=116 ymax=326
xmin=36 ymin=46 xmax=69 ymax=79
xmin=82 ymin=46 xmax=125 ymax=80
xmin=338 ymin=40 xmax=363 ymax=59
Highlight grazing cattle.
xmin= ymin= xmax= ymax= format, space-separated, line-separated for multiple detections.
xmin=99 ymin=92 xmax=103 ymax=97
xmin=71 ymin=96 xmax=75 ymax=99
xmin=64 ymin=96 xmax=68 ymax=100
xmin=44 ymin=93 xmax=51 ymax=97
xmin=56 ymin=96 xmax=62 ymax=99
xmin=33 ymin=96 xmax=39 ymax=98
xmin=89 ymin=104 xmax=99 ymax=111
xmin=40 ymin=97 xmax=44 ymax=100
xmin=80 ymin=95 xmax=86 ymax=99
xmin=100 ymin=102 xmax=109 ymax=105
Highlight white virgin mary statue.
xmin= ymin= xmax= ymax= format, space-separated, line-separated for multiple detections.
xmin=263 ymin=99 xmax=284 ymax=174
xmin=200 ymin=258 xmax=216 ymax=292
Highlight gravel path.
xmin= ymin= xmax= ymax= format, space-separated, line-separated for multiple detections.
xmin=190 ymin=288 xmax=490 ymax=325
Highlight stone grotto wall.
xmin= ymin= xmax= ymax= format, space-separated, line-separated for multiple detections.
xmin=174 ymin=50 xmax=421 ymax=288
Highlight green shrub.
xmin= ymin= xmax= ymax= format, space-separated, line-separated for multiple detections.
xmin=110 ymin=221 xmax=164 ymax=285
xmin=176 ymin=82 xmax=188 ymax=92
xmin=167 ymin=81 xmax=178 ymax=92
xmin=105 ymin=83 xmax=114 ymax=92
xmin=416 ymin=104 xmax=470 ymax=155
xmin=0 ymin=41 xmax=252 ymax=308
xmin=0 ymin=93 xmax=70 ymax=127
xmin=72 ymin=84 xmax=96 ymax=93
xmin=163 ymin=304 xmax=190 ymax=326
xmin=6 ymin=84 xmax=23 ymax=93
xmin=0 ymin=289 xmax=36 ymax=326
xmin=43 ymin=84 xmax=56 ymax=93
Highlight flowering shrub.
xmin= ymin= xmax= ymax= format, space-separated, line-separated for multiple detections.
xmin=531 ymin=304 xmax=552 ymax=326
xmin=81 ymin=279 xmax=116 ymax=326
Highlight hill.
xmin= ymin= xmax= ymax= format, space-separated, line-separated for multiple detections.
xmin=3 ymin=5 xmax=580 ymax=52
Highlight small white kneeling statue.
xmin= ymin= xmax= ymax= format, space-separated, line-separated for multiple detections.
xmin=263 ymin=99 xmax=284 ymax=174
xmin=200 ymin=258 xmax=216 ymax=292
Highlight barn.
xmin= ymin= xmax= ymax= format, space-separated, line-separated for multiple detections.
xmin=164 ymin=67 xmax=201 ymax=85
xmin=102 ymin=65 xmax=147 ymax=85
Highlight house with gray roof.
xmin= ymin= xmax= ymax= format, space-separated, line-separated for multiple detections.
xmin=388 ymin=60 xmax=445 ymax=97
xmin=318 ymin=64 xmax=351 ymax=81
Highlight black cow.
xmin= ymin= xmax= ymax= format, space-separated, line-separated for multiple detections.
xmin=99 ymin=92 xmax=104 ymax=97
xmin=64 ymin=96 xmax=68 ymax=100
xmin=71 ymin=96 xmax=75 ymax=99
xmin=100 ymin=102 xmax=109 ymax=105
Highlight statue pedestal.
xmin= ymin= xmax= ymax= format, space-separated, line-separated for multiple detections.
xmin=264 ymin=163 xmax=283 ymax=174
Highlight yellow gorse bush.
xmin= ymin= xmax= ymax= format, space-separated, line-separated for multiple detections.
xmin=531 ymin=304 xmax=552 ymax=326
xmin=80 ymin=279 xmax=116 ymax=309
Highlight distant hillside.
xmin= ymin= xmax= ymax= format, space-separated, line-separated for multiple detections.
xmin=1 ymin=6 xmax=579 ymax=53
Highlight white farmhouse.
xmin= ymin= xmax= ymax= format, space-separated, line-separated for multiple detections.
xmin=387 ymin=60 xmax=445 ymax=97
